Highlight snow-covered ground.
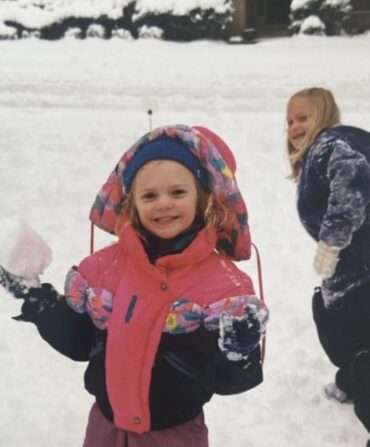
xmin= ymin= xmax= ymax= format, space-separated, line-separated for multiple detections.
xmin=1 ymin=35 xmax=370 ymax=447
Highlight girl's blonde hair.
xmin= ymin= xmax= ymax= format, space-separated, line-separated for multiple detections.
xmin=287 ymin=87 xmax=341 ymax=180
xmin=115 ymin=168 xmax=229 ymax=238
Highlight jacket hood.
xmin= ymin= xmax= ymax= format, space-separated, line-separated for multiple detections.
xmin=89 ymin=124 xmax=251 ymax=261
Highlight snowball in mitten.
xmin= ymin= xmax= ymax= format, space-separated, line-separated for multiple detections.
xmin=0 ymin=264 xmax=37 ymax=299
xmin=314 ymin=240 xmax=340 ymax=279
xmin=0 ymin=219 xmax=52 ymax=283
xmin=0 ymin=265 xmax=61 ymax=313
xmin=218 ymin=303 xmax=265 ymax=361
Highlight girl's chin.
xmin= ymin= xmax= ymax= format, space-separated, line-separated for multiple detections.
xmin=149 ymin=227 xmax=180 ymax=239
xmin=291 ymin=137 xmax=305 ymax=149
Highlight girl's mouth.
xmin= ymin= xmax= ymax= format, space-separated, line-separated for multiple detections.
xmin=292 ymin=132 xmax=305 ymax=141
xmin=154 ymin=216 xmax=178 ymax=223
xmin=290 ymin=133 xmax=305 ymax=148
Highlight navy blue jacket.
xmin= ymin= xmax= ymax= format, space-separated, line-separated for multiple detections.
xmin=297 ymin=125 xmax=370 ymax=303
xmin=14 ymin=227 xmax=263 ymax=431
xmin=18 ymin=295 xmax=262 ymax=430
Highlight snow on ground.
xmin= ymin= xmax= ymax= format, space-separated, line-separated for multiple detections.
xmin=0 ymin=35 xmax=370 ymax=447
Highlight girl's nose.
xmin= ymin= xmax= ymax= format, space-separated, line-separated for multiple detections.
xmin=156 ymin=195 xmax=172 ymax=209
xmin=288 ymin=121 xmax=299 ymax=136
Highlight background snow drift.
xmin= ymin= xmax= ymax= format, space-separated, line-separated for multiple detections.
xmin=1 ymin=35 xmax=370 ymax=446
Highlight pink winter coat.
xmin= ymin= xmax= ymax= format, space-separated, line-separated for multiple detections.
xmin=64 ymin=124 xmax=267 ymax=433
xmin=71 ymin=225 xmax=256 ymax=433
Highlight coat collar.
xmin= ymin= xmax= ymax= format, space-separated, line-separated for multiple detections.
xmin=119 ymin=225 xmax=217 ymax=272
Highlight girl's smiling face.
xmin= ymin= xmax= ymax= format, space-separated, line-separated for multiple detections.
xmin=286 ymin=96 xmax=314 ymax=150
xmin=132 ymin=159 xmax=198 ymax=240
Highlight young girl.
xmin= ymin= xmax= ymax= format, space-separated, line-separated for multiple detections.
xmin=1 ymin=125 xmax=268 ymax=446
xmin=286 ymin=87 xmax=370 ymax=439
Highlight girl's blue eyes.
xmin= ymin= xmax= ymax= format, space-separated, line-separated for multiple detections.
xmin=141 ymin=190 xmax=186 ymax=200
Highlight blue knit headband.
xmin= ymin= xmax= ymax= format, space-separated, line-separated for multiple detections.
xmin=123 ymin=138 xmax=208 ymax=192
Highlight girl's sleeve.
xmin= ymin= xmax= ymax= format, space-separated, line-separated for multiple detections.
xmin=164 ymin=293 xmax=266 ymax=395
xmin=319 ymin=140 xmax=370 ymax=248
xmin=17 ymin=290 xmax=95 ymax=361
xmin=19 ymin=248 xmax=110 ymax=360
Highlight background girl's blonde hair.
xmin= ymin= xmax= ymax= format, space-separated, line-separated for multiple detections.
xmin=115 ymin=173 xmax=229 ymax=237
xmin=287 ymin=87 xmax=341 ymax=180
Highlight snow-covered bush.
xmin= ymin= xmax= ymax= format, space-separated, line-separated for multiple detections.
xmin=64 ymin=26 xmax=83 ymax=38
xmin=0 ymin=0 xmax=137 ymax=39
xmin=299 ymin=14 xmax=326 ymax=35
xmin=0 ymin=0 xmax=233 ymax=40
xmin=133 ymin=0 xmax=234 ymax=41
xmin=289 ymin=0 xmax=352 ymax=36
xmin=138 ymin=24 xmax=163 ymax=39
xmin=111 ymin=27 xmax=133 ymax=39
xmin=0 ymin=22 xmax=18 ymax=39
xmin=86 ymin=23 xmax=105 ymax=38
xmin=21 ymin=28 xmax=40 ymax=38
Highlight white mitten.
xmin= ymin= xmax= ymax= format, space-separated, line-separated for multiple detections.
xmin=314 ymin=240 xmax=340 ymax=279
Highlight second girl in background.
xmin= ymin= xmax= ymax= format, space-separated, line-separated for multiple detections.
xmin=286 ymin=86 xmax=370 ymax=444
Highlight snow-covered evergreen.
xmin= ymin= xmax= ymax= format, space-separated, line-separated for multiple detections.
xmin=0 ymin=0 xmax=233 ymax=40
xmin=289 ymin=0 xmax=352 ymax=35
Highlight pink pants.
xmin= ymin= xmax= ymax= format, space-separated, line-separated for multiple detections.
xmin=83 ymin=403 xmax=209 ymax=447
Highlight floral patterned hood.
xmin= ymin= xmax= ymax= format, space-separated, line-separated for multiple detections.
xmin=89 ymin=124 xmax=251 ymax=261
